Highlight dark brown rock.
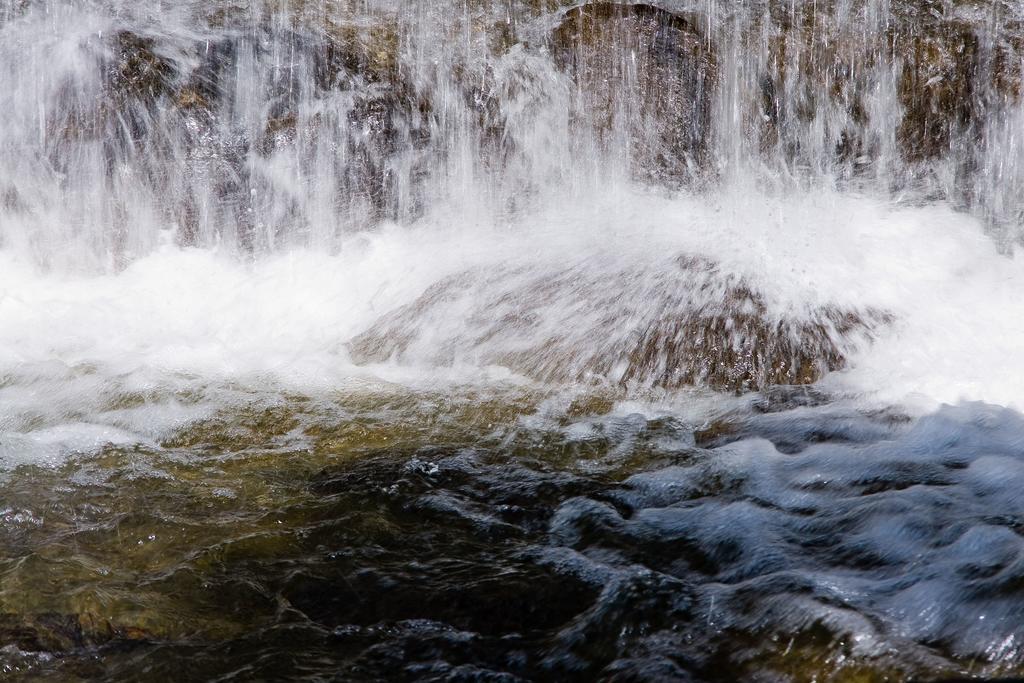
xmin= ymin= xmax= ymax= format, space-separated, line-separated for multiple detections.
xmin=108 ymin=31 xmax=174 ymax=102
xmin=896 ymin=23 xmax=980 ymax=162
xmin=348 ymin=255 xmax=891 ymax=393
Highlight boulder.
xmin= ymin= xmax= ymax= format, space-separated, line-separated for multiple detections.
xmin=348 ymin=255 xmax=890 ymax=392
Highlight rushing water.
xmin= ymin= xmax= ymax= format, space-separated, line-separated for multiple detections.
xmin=1 ymin=0 xmax=1024 ymax=680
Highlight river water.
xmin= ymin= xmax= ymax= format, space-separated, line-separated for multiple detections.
xmin=1 ymin=0 xmax=1024 ymax=680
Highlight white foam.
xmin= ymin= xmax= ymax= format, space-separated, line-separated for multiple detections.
xmin=827 ymin=227 xmax=1024 ymax=412
xmin=1 ymin=185 xmax=1022 ymax=455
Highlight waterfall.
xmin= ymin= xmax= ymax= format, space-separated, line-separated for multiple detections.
xmin=1 ymin=0 xmax=1021 ymax=263
xmin=5 ymin=3 xmax=1024 ymax=680
xmin=0 ymin=0 xmax=1022 ymax=404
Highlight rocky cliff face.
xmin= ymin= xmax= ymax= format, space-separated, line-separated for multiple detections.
xmin=4 ymin=0 xmax=1019 ymax=261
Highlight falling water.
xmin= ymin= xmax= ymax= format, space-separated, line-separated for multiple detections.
xmin=1 ymin=0 xmax=1024 ymax=680
xmin=1 ymin=0 xmax=1022 ymax=399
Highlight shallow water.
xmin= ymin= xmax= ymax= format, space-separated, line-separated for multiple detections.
xmin=0 ymin=387 xmax=1023 ymax=681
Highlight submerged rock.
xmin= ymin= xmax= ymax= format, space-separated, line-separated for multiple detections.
xmin=348 ymin=255 xmax=891 ymax=392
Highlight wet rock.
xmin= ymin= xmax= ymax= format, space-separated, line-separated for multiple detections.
xmin=172 ymin=36 xmax=238 ymax=114
xmin=1 ymin=186 xmax=26 ymax=213
xmin=749 ymin=1 xmax=889 ymax=177
xmin=322 ymin=19 xmax=403 ymax=88
xmin=46 ymin=30 xmax=174 ymax=145
xmin=107 ymin=31 xmax=174 ymax=102
xmin=896 ymin=23 xmax=980 ymax=162
xmin=348 ymin=255 xmax=891 ymax=392
xmin=173 ymin=87 xmax=209 ymax=110
xmin=551 ymin=2 xmax=717 ymax=182
xmin=621 ymin=287 xmax=880 ymax=391
xmin=47 ymin=16 xmax=426 ymax=250
xmin=256 ymin=112 xmax=300 ymax=156
xmin=0 ymin=610 xmax=154 ymax=656
xmin=746 ymin=0 xmax=1022 ymax=186
xmin=232 ymin=19 xmax=428 ymax=226
xmin=0 ymin=613 xmax=86 ymax=654
xmin=991 ymin=29 xmax=1023 ymax=102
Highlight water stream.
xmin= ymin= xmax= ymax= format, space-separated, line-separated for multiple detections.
xmin=1 ymin=0 xmax=1023 ymax=680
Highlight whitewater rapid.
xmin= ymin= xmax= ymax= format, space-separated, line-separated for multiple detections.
xmin=2 ymin=184 xmax=1022 ymax=462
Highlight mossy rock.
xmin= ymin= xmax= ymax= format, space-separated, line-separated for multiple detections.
xmin=745 ymin=0 xmax=1021 ymax=175
xmin=322 ymin=19 xmax=403 ymax=88
xmin=991 ymin=22 xmax=1023 ymax=102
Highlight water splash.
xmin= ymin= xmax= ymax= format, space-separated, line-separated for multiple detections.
xmin=0 ymin=0 xmax=1022 ymax=435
